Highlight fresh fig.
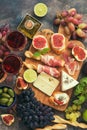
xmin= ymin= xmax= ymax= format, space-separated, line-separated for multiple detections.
xmin=72 ymin=46 xmax=87 ymax=61
xmin=16 ymin=76 xmax=28 ymax=90
xmin=51 ymin=33 xmax=65 ymax=54
xmin=1 ymin=114 xmax=14 ymax=126
xmin=32 ymin=35 xmax=48 ymax=50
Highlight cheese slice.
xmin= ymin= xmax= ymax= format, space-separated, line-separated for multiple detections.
xmin=33 ymin=72 xmax=59 ymax=96
xmin=61 ymin=70 xmax=79 ymax=91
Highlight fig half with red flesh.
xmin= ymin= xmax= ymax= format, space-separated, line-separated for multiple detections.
xmin=1 ymin=114 xmax=14 ymax=126
xmin=72 ymin=46 xmax=86 ymax=61
xmin=51 ymin=33 xmax=65 ymax=54
xmin=32 ymin=35 xmax=48 ymax=50
xmin=16 ymin=76 xmax=28 ymax=90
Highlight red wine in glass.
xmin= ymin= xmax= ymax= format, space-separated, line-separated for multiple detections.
xmin=6 ymin=31 xmax=27 ymax=51
xmin=2 ymin=54 xmax=22 ymax=74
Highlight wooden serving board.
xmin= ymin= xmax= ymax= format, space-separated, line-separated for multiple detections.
xmin=15 ymin=28 xmax=85 ymax=111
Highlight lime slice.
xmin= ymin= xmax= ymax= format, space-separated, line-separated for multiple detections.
xmin=34 ymin=3 xmax=48 ymax=17
xmin=23 ymin=69 xmax=37 ymax=83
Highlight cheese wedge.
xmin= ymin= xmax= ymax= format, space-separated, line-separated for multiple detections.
xmin=33 ymin=72 xmax=59 ymax=96
xmin=61 ymin=70 xmax=79 ymax=91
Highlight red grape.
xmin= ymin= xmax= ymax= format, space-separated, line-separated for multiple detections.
xmin=72 ymin=18 xmax=79 ymax=25
xmin=76 ymin=28 xmax=86 ymax=38
xmin=61 ymin=10 xmax=68 ymax=17
xmin=4 ymin=51 xmax=10 ymax=56
xmin=53 ymin=18 xmax=61 ymax=25
xmin=68 ymin=22 xmax=75 ymax=32
xmin=0 ymin=32 xmax=2 ymax=39
xmin=68 ymin=8 xmax=77 ymax=16
xmin=74 ymin=13 xmax=82 ymax=20
xmin=0 ymin=50 xmax=4 ymax=58
xmin=64 ymin=26 xmax=71 ymax=35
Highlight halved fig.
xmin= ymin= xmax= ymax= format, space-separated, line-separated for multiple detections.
xmin=51 ymin=33 xmax=65 ymax=54
xmin=16 ymin=76 xmax=28 ymax=90
xmin=32 ymin=35 xmax=48 ymax=50
xmin=72 ymin=46 xmax=87 ymax=61
xmin=1 ymin=114 xmax=14 ymax=126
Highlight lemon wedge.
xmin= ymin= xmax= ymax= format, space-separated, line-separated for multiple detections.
xmin=34 ymin=3 xmax=48 ymax=17
xmin=23 ymin=69 xmax=37 ymax=83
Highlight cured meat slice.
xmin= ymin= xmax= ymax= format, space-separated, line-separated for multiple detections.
xmin=23 ymin=62 xmax=60 ymax=78
xmin=62 ymin=52 xmax=79 ymax=75
xmin=37 ymin=64 xmax=60 ymax=78
xmin=40 ymin=55 xmax=65 ymax=67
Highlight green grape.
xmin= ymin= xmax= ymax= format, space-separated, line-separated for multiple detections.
xmin=75 ymin=111 xmax=81 ymax=118
xmin=65 ymin=113 xmax=70 ymax=119
xmin=77 ymin=105 xmax=81 ymax=110
xmin=72 ymin=104 xmax=77 ymax=111
xmin=67 ymin=106 xmax=73 ymax=113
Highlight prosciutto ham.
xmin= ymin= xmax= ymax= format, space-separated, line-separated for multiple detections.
xmin=37 ymin=64 xmax=60 ymax=78
xmin=23 ymin=62 xmax=60 ymax=78
xmin=25 ymin=51 xmax=65 ymax=67
xmin=62 ymin=52 xmax=79 ymax=75
xmin=40 ymin=55 xmax=65 ymax=67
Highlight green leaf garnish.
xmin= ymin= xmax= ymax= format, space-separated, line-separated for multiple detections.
xmin=33 ymin=48 xmax=50 ymax=57
xmin=33 ymin=51 xmax=41 ymax=57
xmin=40 ymin=48 xmax=50 ymax=55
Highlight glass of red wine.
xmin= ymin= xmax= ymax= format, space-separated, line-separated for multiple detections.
xmin=6 ymin=31 xmax=27 ymax=51
xmin=2 ymin=54 xmax=22 ymax=75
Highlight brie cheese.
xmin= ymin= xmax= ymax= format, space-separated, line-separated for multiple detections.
xmin=61 ymin=70 xmax=79 ymax=91
xmin=33 ymin=72 xmax=59 ymax=96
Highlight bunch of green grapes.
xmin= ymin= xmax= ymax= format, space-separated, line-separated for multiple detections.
xmin=54 ymin=8 xmax=87 ymax=39
xmin=65 ymin=104 xmax=81 ymax=122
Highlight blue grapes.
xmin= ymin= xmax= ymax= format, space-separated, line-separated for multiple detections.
xmin=16 ymin=88 xmax=54 ymax=129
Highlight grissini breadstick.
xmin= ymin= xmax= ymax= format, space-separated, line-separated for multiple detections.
xmin=36 ymin=123 xmax=67 ymax=130
xmin=53 ymin=115 xmax=87 ymax=129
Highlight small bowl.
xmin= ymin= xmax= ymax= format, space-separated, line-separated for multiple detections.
xmin=17 ymin=14 xmax=42 ymax=39
xmin=0 ymin=85 xmax=16 ymax=109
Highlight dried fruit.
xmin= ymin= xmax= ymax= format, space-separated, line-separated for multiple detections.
xmin=1 ymin=114 xmax=14 ymax=126
xmin=72 ymin=46 xmax=86 ymax=61
xmin=32 ymin=35 xmax=48 ymax=50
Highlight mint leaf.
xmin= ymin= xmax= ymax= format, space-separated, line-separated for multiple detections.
xmin=33 ymin=51 xmax=41 ymax=57
xmin=40 ymin=48 xmax=50 ymax=55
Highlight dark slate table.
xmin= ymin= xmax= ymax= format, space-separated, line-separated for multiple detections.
xmin=0 ymin=0 xmax=87 ymax=130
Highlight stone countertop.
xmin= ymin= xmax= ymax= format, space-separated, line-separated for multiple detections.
xmin=0 ymin=0 xmax=87 ymax=130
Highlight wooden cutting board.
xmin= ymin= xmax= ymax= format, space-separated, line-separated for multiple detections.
xmin=15 ymin=28 xmax=85 ymax=111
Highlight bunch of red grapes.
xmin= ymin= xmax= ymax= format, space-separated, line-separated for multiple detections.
xmin=0 ymin=24 xmax=10 ymax=42
xmin=54 ymin=8 xmax=87 ymax=39
xmin=0 ymin=24 xmax=10 ymax=59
